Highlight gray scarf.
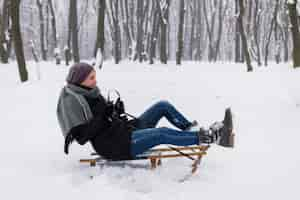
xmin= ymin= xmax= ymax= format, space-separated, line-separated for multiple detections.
xmin=56 ymin=84 xmax=101 ymax=138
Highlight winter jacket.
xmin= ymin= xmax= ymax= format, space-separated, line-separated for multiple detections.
xmin=57 ymin=83 xmax=139 ymax=160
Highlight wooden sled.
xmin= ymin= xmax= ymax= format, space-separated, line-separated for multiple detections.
xmin=80 ymin=145 xmax=210 ymax=174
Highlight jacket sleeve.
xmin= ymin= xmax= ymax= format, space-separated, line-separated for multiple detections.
xmin=69 ymin=114 xmax=108 ymax=145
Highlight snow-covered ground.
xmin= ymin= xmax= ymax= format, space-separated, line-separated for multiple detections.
xmin=1 ymin=60 xmax=300 ymax=200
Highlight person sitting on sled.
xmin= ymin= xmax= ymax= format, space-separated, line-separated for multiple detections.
xmin=56 ymin=63 xmax=233 ymax=161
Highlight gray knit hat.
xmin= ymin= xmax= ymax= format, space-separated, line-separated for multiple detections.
xmin=66 ymin=62 xmax=94 ymax=85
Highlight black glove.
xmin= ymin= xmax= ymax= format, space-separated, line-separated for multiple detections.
xmin=64 ymin=133 xmax=75 ymax=154
xmin=105 ymin=101 xmax=114 ymax=117
xmin=114 ymin=98 xmax=125 ymax=115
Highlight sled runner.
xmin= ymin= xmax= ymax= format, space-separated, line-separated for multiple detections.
xmin=80 ymin=145 xmax=210 ymax=174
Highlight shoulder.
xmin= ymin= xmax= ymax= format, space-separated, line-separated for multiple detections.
xmin=57 ymin=87 xmax=82 ymax=109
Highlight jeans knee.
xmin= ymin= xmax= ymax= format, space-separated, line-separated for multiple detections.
xmin=156 ymin=100 xmax=172 ymax=109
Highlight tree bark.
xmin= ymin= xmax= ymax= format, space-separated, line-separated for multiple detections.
xmin=94 ymin=0 xmax=105 ymax=62
xmin=264 ymin=0 xmax=280 ymax=66
xmin=108 ymin=0 xmax=121 ymax=64
xmin=47 ymin=0 xmax=60 ymax=64
xmin=0 ymin=0 xmax=10 ymax=63
xmin=69 ymin=0 xmax=80 ymax=62
xmin=10 ymin=0 xmax=28 ymax=82
xmin=176 ymin=0 xmax=185 ymax=65
xmin=159 ymin=0 xmax=170 ymax=64
xmin=287 ymin=0 xmax=300 ymax=68
xmin=253 ymin=0 xmax=262 ymax=66
xmin=36 ymin=0 xmax=47 ymax=60
xmin=149 ymin=1 xmax=160 ymax=64
xmin=237 ymin=0 xmax=253 ymax=71
xmin=134 ymin=0 xmax=147 ymax=62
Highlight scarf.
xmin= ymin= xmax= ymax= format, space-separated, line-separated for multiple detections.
xmin=56 ymin=83 xmax=101 ymax=138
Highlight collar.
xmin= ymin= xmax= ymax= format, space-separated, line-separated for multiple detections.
xmin=66 ymin=83 xmax=101 ymax=98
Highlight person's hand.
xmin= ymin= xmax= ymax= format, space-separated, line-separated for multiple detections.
xmin=64 ymin=133 xmax=74 ymax=154
xmin=105 ymin=101 xmax=114 ymax=117
xmin=115 ymin=98 xmax=125 ymax=115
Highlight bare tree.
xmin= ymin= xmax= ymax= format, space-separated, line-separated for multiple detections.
xmin=203 ymin=0 xmax=229 ymax=62
xmin=106 ymin=0 xmax=121 ymax=64
xmin=47 ymin=0 xmax=60 ymax=64
xmin=36 ymin=0 xmax=47 ymax=61
xmin=264 ymin=0 xmax=280 ymax=66
xmin=120 ymin=0 xmax=135 ymax=59
xmin=149 ymin=0 xmax=160 ymax=64
xmin=287 ymin=0 xmax=300 ymax=68
xmin=94 ymin=0 xmax=105 ymax=64
xmin=0 ymin=0 xmax=11 ymax=63
xmin=10 ymin=0 xmax=28 ymax=82
xmin=69 ymin=0 xmax=80 ymax=62
xmin=176 ymin=0 xmax=185 ymax=65
xmin=159 ymin=0 xmax=170 ymax=64
xmin=194 ymin=0 xmax=205 ymax=61
xmin=252 ymin=0 xmax=262 ymax=66
xmin=134 ymin=0 xmax=149 ymax=62
xmin=237 ymin=0 xmax=253 ymax=71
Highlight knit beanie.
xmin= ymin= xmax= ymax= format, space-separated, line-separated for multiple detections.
xmin=66 ymin=62 xmax=94 ymax=85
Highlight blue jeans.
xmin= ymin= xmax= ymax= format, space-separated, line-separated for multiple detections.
xmin=130 ymin=100 xmax=200 ymax=158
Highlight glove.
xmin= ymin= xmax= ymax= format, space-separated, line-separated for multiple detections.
xmin=105 ymin=101 xmax=114 ymax=117
xmin=64 ymin=133 xmax=75 ymax=154
xmin=114 ymin=98 xmax=125 ymax=115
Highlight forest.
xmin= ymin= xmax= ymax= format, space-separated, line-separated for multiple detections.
xmin=1 ymin=0 xmax=300 ymax=82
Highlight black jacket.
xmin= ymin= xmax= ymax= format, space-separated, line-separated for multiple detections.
xmin=68 ymin=85 xmax=139 ymax=160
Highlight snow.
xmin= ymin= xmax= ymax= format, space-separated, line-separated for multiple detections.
xmin=54 ymin=47 xmax=61 ymax=55
xmin=287 ymin=0 xmax=296 ymax=4
xmin=93 ymin=48 xmax=103 ymax=69
xmin=0 ymin=61 xmax=300 ymax=200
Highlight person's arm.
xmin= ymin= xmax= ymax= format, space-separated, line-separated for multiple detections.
xmin=70 ymin=114 xmax=108 ymax=145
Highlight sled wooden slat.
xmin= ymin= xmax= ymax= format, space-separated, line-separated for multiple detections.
xmin=149 ymin=145 xmax=209 ymax=152
xmin=80 ymin=145 xmax=210 ymax=174
xmin=90 ymin=145 xmax=210 ymax=156
xmin=147 ymin=151 xmax=206 ymax=159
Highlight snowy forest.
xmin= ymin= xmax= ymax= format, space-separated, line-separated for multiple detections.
xmin=1 ymin=1 xmax=300 ymax=198
xmin=1 ymin=0 xmax=300 ymax=81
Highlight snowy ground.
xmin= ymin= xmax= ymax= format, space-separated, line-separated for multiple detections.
xmin=1 ymin=60 xmax=300 ymax=200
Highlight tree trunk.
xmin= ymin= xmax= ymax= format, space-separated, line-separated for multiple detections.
xmin=195 ymin=0 xmax=203 ymax=61
xmin=287 ymin=0 xmax=300 ymax=68
xmin=189 ymin=0 xmax=196 ymax=60
xmin=109 ymin=0 xmax=121 ymax=64
xmin=213 ymin=0 xmax=228 ymax=62
xmin=235 ymin=0 xmax=242 ymax=63
xmin=47 ymin=0 xmax=60 ymax=64
xmin=124 ymin=0 xmax=134 ymax=59
xmin=36 ymin=0 xmax=47 ymax=61
xmin=264 ymin=0 xmax=280 ymax=66
xmin=69 ymin=0 xmax=80 ymax=62
xmin=135 ymin=0 xmax=145 ymax=62
xmin=10 ymin=0 xmax=28 ymax=82
xmin=94 ymin=0 xmax=105 ymax=64
xmin=176 ymin=0 xmax=185 ymax=65
xmin=0 ymin=0 xmax=10 ymax=63
xmin=237 ymin=0 xmax=253 ymax=71
xmin=0 ymin=13 xmax=8 ymax=63
xmin=253 ymin=0 xmax=262 ymax=66
xmin=159 ymin=0 xmax=170 ymax=64
xmin=149 ymin=1 xmax=160 ymax=65
xmin=65 ymin=0 xmax=72 ymax=65
xmin=203 ymin=0 xmax=217 ymax=62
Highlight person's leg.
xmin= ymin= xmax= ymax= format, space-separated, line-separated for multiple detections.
xmin=136 ymin=100 xmax=194 ymax=130
xmin=130 ymin=127 xmax=207 ymax=158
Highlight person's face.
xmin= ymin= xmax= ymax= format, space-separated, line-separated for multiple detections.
xmin=81 ymin=70 xmax=97 ymax=88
